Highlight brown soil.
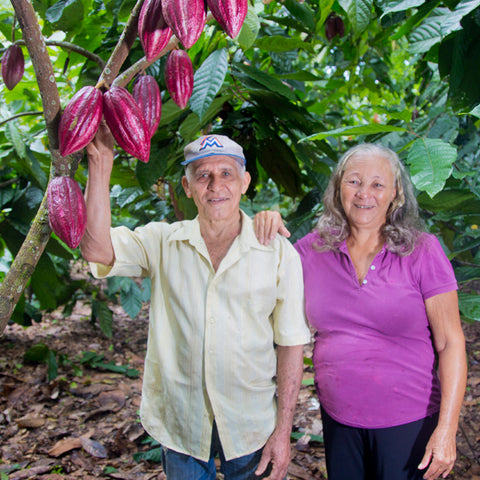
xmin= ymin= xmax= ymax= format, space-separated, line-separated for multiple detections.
xmin=0 ymin=272 xmax=479 ymax=480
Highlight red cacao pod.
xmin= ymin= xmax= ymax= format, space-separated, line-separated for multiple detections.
xmin=132 ymin=75 xmax=162 ymax=138
xmin=138 ymin=0 xmax=173 ymax=61
xmin=59 ymin=86 xmax=103 ymax=157
xmin=162 ymin=0 xmax=206 ymax=49
xmin=47 ymin=176 xmax=87 ymax=249
xmin=1 ymin=44 xmax=24 ymax=90
xmin=103 ymin=86 xmax=151 ymax=163
xmin=165 ymin=50 xmax=193 ymax=110
xmin=206 ymin=0 xmax=247 ymax=39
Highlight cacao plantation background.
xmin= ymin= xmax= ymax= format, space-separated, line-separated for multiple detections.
xmin=1 ymin=0 xmax=480 ymax=334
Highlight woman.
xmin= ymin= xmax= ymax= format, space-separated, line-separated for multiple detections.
xmin=255 ymin=143 xmax=467 ymax=480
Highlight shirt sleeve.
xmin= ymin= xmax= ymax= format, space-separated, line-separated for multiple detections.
xmin=272 ymin=236 xmax=311 ymax=346
xmin=90 ymin=224 xmax=163 ymax=279
xmin=417 ymin=233 xmax=458 ymax=300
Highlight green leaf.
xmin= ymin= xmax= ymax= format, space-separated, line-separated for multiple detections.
xmin=233 ymin=63 xmax=297 ymax=101
xmin=92 ymin=299 xmax=113 ymax=338
xmin=133 ymin=447 xmax=163 ymax=463
xmin=237 ymin=7 xmax=259 ymax=50
xmin=282 ymin=0 xmax=316 ymax=32
xmin=339 ymin=0 xmax=373 ymax=37
xmin=406 ymin=138 xmax=456 ymax=197
xmin=47 ymin=349 xmax=58 ymax=381
xmin=417 ymin=189 xmax=480 ymax=213
xmin=379 ymin=0 xmax=425 ymax=17
xmin=46 ymin=0 xmax=84 ymax=31
xmin=255 ymin=35 xmax=313 ymax=53
xmin=120 ymin=278 xmax=143 ymax=319
xmin=190 ymin=49 xmax=228 ymax=121
xmin=458 ymin=291 xmax=480 ymax=321
xmin=455 ymin=266 xmax=480 ymax=283
xmin=24 ymin=343 xmax=50 ymax=364
xmin=302 ymin=124 xmax=406 ymax=142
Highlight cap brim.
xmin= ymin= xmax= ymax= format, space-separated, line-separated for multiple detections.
xmin=181 ymin=152 xmax=246 ymax=166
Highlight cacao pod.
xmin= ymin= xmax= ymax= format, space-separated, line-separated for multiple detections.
xmin=59 ymin=86 xmax=103 ymax=157
xmin=1 ymin=44 xmax=24 ymax=90
xmin=165 ymin=50 xmax=193 ymax=110
xmin=47 ymin=176 xmax=87 ymax=249
xmin=138 ymin=0 xmax=173 ymax=61
xmin=162 ymin=0 xmax=205 ymax=49
xmin=206 ymin=0 xmax=247 ymax=39
xmin=335 ymin=16 xmax=345 ymax=38
xmin=103 ymin=86 xmax=151 ymax=163
xmin=325 ymin=14 xmax=344 ymax=41
xmin=132 ymin=75 xmax=162 ymax=138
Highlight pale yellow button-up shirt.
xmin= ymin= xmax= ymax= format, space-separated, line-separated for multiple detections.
xmin=90 ymin=211 xmax=310 ymax=461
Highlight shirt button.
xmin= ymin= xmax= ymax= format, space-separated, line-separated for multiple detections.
xmin=370 ymin=265 xmax=376 ymax=270
xmin=362 ymin=279 xmax=368 ymax=285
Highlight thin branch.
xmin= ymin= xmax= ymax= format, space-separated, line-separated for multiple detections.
xmin=0 ymin=110 xmax=43 ymax=127
xmin=13 ymin=39 xmax=106 ymax=69
xmin=97 ymin=0 xmax=144 ymax=89
xmin=0 ymin=177 xmax=20 ymax=188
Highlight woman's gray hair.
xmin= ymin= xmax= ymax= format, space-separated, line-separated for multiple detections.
xmin=315 ymin=143 xmax=424 ymax=255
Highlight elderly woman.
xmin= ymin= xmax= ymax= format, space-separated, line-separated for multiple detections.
xmin=255 ymin=143 xmax=467 ymax=480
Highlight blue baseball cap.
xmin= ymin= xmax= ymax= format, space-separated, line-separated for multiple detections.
xmin=182 ymin=135 xmax=246 ymax=166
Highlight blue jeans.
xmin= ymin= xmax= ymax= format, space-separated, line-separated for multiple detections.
xmin=161 ymin=422 xmax=284 ymax=480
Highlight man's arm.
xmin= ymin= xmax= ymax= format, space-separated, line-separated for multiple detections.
xmin=80 ymin=123 xmax=116 ymax=266
xmin=255 ymin=344 xmax=304 ymax=480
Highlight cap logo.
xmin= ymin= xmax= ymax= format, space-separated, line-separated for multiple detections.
xmin=199 ymin=136 xmax=224 ymax=151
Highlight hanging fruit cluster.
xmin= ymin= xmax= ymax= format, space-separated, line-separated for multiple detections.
xmin=50 ymin=0 xmax=248 ymax=248
xmin=325 ymin=14 xmax=345 ymax=41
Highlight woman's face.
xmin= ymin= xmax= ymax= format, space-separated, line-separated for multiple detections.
xmin=340 ymin=153 xmax=397 ymax=232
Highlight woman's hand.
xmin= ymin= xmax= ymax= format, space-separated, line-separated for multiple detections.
xmin=418 ymin=425 xmax=457 ymax=479
xmin=254 ymin=210 xmax=291 ymax=245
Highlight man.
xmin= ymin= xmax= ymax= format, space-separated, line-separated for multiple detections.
xmin=80 ymin=125 xmax=311 ymax=480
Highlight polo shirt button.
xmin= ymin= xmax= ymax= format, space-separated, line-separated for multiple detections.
xmin=370 ymin=265 xmax=376 ymax=270
xmin=362 ymin=279 xmax=368 ymax=284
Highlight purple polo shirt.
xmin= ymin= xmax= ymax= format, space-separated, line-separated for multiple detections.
xmin=295 ymin=231 xmax=458 ymax=428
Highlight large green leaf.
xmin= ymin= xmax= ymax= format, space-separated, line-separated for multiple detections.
xmin=302 ymin=124 xmax=406 ymax=142
xmin=255 ymin=36 xmax=314 ymax=53
xmin=120 ymin=277 xmax=144 ymax=319
xmin=458 ymin=291 xmax=480 ymax=322
xmin=237 ymin=7 xmax=259 ymax=50
xmin=233 ymin=63 xmax=297 ymax=101
xmin=378 ymin=0 xmax=425 ymax=17
xmin=338 ymin=0 xmax=373 ymax=37
xmin=45 ymin=0 xmax=84 ymax=32
xmin=406 ymin=138 xmax=456 ymax=197
xmin=190 ymin=48 xmax=228 ymax=122
xmin=92 ymin=299 xmax=113 ymax=338
xmin=282 ymin=0 xmax=316 ymax=32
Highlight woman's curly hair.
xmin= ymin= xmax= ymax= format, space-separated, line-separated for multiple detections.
xmin=315 ymin=143 xmax=424 ymax=256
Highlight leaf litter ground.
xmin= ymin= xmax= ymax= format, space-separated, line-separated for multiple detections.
xmin=0 ymin=271 xmax=479 ymax=480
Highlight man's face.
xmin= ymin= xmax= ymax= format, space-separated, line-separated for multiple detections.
xmin=182 ymin=156 xmax=251 ymax=223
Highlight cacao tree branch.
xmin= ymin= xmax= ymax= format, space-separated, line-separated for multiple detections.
xmin=0 ymin=0 xmax=73 ymax=334
xmin=13 ymin=40 xmax=106 ymax=69
xmin=0 ymin=110 xmax=43 ymax=126
xmin=97 ymin=0 xmax=144 ymax=88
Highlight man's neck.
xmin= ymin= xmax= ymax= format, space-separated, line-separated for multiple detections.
xmin=199 ymin=211 xmax=243 ymax=271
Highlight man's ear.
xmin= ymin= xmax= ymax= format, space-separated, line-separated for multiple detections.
xmin=241 ymin=171 xmax=251 ymax=195
xmin=182 ymin=176 xmax=192 ymax=198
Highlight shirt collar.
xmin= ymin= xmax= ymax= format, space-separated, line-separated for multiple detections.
xmin=167 ymin=210 xmax=272 ymax=253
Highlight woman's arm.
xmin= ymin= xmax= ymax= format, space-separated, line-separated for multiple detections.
xmin=418 ymin=290 xmax=467 ymax=480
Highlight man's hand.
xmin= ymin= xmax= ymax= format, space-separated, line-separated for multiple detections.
xmin=86 ymin=121 xmax=115 ymax=167
xmin=255 ymin=429 xmax=291 ymax=479
xmin=254 ymin=211 xmax=291 ymax=246
xmin=418 ymin=426 xmax=457 ymax=480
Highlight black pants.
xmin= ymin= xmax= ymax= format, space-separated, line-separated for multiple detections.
xmin=321 ymin=407 xmax=439 ymax=480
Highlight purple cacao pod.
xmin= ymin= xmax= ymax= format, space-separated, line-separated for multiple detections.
xmin=138 ymin=0 xmax=173 ymax=62
xmin=59 ymin=86 xmax=103 ymax=157
xmin=165 ymin=50 xmax=193 ymax=110
xmin=162 ymin=0 xmax=206 ymax=49
xmin=132 ymin=75 xmax=162 ymax=138
xmin=335 ymin=16 xmax=345 ymax=38
xmin=1 ymin=44 xmax=25 ymax=90
xmin=325 ymin=15 xmax=337 ymax=41
xmin=47 ymin=176 xmax=87 ymax=249
xmin=206 ymin=0 xmax=247 ymax=39
xmin=103 ymin=86 xmax=151 ymax=163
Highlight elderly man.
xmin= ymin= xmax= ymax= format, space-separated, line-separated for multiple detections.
xmin=80 ymin=125 xmax=310 ymax=480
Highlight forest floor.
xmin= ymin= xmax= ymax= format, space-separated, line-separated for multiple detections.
xmin=0 ymin=269 xmax=479 ymax=480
